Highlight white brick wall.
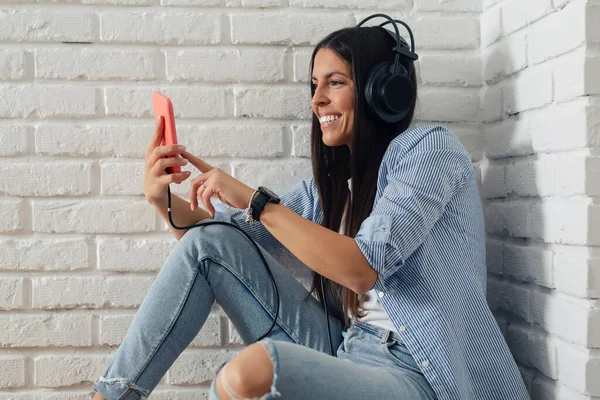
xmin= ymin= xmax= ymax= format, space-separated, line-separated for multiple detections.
xmin=481 ymin=0 xmax=600 ymax=399
xmin=0 ymin=0 xmax=595 ymax=398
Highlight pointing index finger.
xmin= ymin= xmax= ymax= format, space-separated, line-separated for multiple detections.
xmin=181 ymin=151 xmax=214 ymax=173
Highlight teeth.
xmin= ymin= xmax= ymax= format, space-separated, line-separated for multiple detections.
xmin=320 ymin=115 xmax=341 ymax=123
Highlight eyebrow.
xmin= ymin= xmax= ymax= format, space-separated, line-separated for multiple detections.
xmin=311 ymin=71 xmax=350 ymax=81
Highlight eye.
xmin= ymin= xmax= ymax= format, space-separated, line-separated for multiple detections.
xmin=331 ymin=80 xmax=343 ymax=86
xmin=311 ymin=82 xmax=318 ymax=90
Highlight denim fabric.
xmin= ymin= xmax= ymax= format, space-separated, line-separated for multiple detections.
xmin=94 ymin=221 xmax=434 ymax=399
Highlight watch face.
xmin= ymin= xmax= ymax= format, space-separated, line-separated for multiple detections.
xmin=259 ymin=186 xmax=280 ymax=201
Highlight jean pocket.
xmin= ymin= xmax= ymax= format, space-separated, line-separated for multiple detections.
xmin=381 ymin=341 xmax=422 ymax=374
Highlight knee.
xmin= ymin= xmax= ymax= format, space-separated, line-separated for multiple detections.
xmin=216 ymin=342 xmax=275 ymax=399
xmin=178 ymin=220 xmax=245 ymax=257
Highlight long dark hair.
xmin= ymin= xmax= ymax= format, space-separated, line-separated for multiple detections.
xmin=308 ymin=26 xmax=418 ymax=325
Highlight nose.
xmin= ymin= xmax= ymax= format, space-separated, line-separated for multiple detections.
xmin=311 ymin=84 xmax=329 ymax=109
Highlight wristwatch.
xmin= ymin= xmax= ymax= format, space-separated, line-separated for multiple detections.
xmin=250 ymin=186 xmax=281 ymax=221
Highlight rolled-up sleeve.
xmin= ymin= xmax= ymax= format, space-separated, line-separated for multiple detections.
xmin=354 ymin=146 xmax=468 ymax=293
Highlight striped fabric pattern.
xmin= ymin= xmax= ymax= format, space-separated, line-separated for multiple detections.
xmin=217 ymin=125 xmax=530 ymax=400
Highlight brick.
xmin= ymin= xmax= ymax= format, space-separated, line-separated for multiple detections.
xmin=502 ymin=0 xmax=553 ymax=35
xmin=105 ymin=87 xmax=232 ymax=118
xmin=0 ymin=278 xmax=23 ymax=310
xmin=480 ymin=163 xmax=506 ymax=199
xmin=36 ymin=49 xmax=160 ymax=81
xmin=0 ymin=198 xmax=24 ymax=233
xmin=480 ymin=4 xmax=502 ymax=47
xmin=529 ymin=198 xmax=591 ymax=245
xmin=485 ymin=239 xmax=503 ymax=275
xmin=232 ymin=159 xmax=312 ymax=194
xmin=101 ymin=161 xmax=145 ymax=196
xmin=177 ymin=123 xmax=285 ymax=158
xmin=290 ymin=0 xmax=410 ymax=8
xmin=292 ymin=124 xmax=311 ymax=158
xmin=411 ymin=15 xmax=480 ymax=50
xmin=531 ymin=291 xmax=598 ymax=346
xmin=0 ymin=238 xmax=89 ymax=271
xmin=419 ymin=53 xmax=481 ymax=87
xmin=530 ymin=101 xmax=589 ymax=153
xmin=293 ymin=48 xmax=313 ymax=83
xmin=166 ymin=49 xmax=285 ymax=83
xmin=552 ymin=47 xmax=586 ymax=103
xmin=234 ymin=86 xmax=310 ymax=119
xmin=36 ymin=123 xmax=147 ymax=157
xmin=528 ymin=0 xmax=586 ymax=64
xmin=0 ymin=314 xmax=92 ymax=347
xmin=416 ymin=87 xmax=480 ymax=122
xmin=0 ymin=393 xmax=90 ymax=400
xmin=586 ymin=54 xmax=600 ymax=95
xmin=32 ymin=276 xmax=155 ymax=309
xmin=505 ymin=156 xmax=557 ymax=197
xmin=230 ymin=11 xmax=355 ymax=45
xmin=503 ymin=244 xmax=554 ymax=288
xmin=98 ymin=237 xmax=176 ymax=272
xmin=530 ymin=376 xmax=595 ymax=400
xmin=32 ymin=200 xmax=155 ymax=234
xmin=151 ymin=389 xmax=210 ymax=400
xmin=483 ymin=29 xmax=528 ymax=83
xmin=0 ymin=49 xmax=25 ymax=80
xmin=0 ymin=9 xmax=94 ymax=42
xmin=100 ymin=313 xmax=222 ymax=347
xmin=168 ymin=349 xmax=235 ymax=384
xmin=504 ymin=64 xmax=553 ymax=114
xmin=0 ymin=85 xmax=96 ymax=118
xmin=0 ymin=357 xmax=26 ymax=388
xmin=484 ymin=116 xmax=533 ymax=159
xmin=480 ymin=83 xmax=504 ymax=123
xmin=506 ymin=324 xmax=558 ymax=379
xmin=555 ymin=245 xmax=600 ymax=298
xmin=35 ymin=355 xmax=111 ymax=387
xmin=589 ymin=5 xmax=600 ymax=43
xmin=484 ymin=201 xmax=530 ymax=238
xmin=100 ymin=12 xmax=220 ymax=44
xmin=557 ymin=341 xmax=600 ymax=395
xmin=0 ymin=162 xmax=91 ymax=196
xmin=415 ymin=0 xmax=481 ymax=12
xmin=0 ymin=125 xmax=29 ymax=156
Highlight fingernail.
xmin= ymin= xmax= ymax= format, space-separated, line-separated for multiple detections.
xmin=178 ymin=145 xmax=186 ymax=151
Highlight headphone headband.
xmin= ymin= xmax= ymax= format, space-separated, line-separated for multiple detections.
xmin=356 ymin=13 xmax=419 ymax=123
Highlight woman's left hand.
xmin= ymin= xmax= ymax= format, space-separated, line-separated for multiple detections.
xmin=181 ymin=151 xmax=257 ymax=216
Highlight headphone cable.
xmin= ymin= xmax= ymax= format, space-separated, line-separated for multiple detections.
xmin=165 ymin=184 xmax=334 ymax=356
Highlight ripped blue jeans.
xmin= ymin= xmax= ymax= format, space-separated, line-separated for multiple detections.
xmin=94 ymin=220 xmax=436 ymax=400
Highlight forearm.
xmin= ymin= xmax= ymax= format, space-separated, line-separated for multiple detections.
xmin=151 ymin=193 xmax=212 ymax=241
xmin=259 ymin=203 xmax=377 ymax=293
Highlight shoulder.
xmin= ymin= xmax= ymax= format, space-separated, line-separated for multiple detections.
xmin=379 ymin=125 xmax=473 ymax=188
xmin=388 ymin=124 xmax=469 ymax=156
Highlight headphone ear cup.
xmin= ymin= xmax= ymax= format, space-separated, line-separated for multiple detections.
xmin=364 ymin=61 xmax=415 ymax=123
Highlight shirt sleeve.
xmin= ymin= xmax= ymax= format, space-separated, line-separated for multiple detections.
xmin=353 ymin=145 xmax=469 ymax=294
xmin=212 ymin=177 xmax=320 ymax=256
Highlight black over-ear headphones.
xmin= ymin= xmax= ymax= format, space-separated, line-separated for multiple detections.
xmin=357 ymin=14 xmax=419 ymax=123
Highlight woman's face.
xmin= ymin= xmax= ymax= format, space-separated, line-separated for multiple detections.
xmin=311 ymin=48 xmax=355 ymax=149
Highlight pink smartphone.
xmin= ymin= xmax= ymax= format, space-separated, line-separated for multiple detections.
xmin=152 ymin=91 xmax=181 ymax=174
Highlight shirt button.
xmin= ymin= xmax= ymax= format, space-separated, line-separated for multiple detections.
xmin=399 ymin=326 xmax=406 ymax=332
xmin=422 ymin=360 xmax=430 ymax=368
xmin=378 ymin=291 xmax=385 ymax=298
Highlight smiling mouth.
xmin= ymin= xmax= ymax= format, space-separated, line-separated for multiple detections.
xmin=320 ymin=114 xmax=341 ymax=128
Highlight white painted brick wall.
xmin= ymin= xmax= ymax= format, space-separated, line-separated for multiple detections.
xmin=0 ymin=0 xmax=596 ymax=398
xmin=481 ymin=0 xmax=600 ymax=398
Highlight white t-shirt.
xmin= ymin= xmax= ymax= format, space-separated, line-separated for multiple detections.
xmin=341 ymin=179 xmax=398 ymax=333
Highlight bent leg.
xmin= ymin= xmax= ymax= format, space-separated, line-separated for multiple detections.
xmin=210 ymin=339 xmax=436 ymax=400
xmin=94 ymin=221 xmax=342 ymax=400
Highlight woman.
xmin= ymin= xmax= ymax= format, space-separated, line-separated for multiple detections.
xmin=93 ymin=19 xmax=529 ymax=400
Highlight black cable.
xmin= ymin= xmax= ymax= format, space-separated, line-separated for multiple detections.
xmin=165 ymin=185 xmax=334 ymax=355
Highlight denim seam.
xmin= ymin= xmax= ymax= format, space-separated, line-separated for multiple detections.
xmin=199 ymin=255 xmax=302 ymax=346
xmin=130 ymin=267 xmax=201 ymax=389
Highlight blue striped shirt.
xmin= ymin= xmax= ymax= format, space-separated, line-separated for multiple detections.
xmin=217 ymin=125 xmax=529 ymax=400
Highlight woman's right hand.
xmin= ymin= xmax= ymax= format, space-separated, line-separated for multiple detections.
xmin=144 ymin=116 xmax=192 ymax=205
